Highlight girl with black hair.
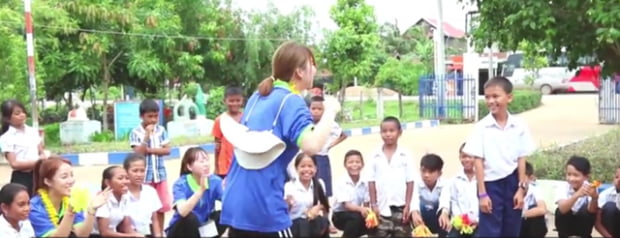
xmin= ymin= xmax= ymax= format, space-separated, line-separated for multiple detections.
xmin=166 ymin=147 xmax=225 ymax=238
xmin=0 ymin=183 xmax=34 ymax=238
xmin=92 ymin=166 xmax=140 ymax=237
xmin=284 ymin=153 xmax=330 ymax=238
xmin=0 ymin=99 xmax=46 ymax=195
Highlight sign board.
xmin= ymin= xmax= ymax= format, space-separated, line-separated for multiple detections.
xmin=113 ymin=100 xmax=164 ymax=140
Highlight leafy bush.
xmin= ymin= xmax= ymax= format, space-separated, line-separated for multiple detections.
xmin=206 ymin=86 xmax=226 ymax=119
xmin=529 ymin=128 xmax=620 ymax=183
xmin=478 ymin=90 xmax=542 ymax=119
xmin=40 ymin=107 xmax=68 ymax=124
xmin=90 ymin=130 xmax=115 ymax=142
xmin=42 ymin=123 xmax=60 ymax=147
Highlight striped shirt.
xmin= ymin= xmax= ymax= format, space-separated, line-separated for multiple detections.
xmin=129 ymin=125 xmax=170 ymax=183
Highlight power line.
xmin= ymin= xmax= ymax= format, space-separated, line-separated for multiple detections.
xmin=0 ymin=20 xmax=309 ymax=42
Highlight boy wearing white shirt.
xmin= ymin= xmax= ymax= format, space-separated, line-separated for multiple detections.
xmin=520 ymin=162 xmax=547 ymax=238
xmin=410 ymin=154 xmax=449 ymax=237
xmin=594 ymin=167 xmax=620 ymax=238
xmin=462 ymin=77 xmax=536 ymax=237
xmin=447 ymin=143 xmax=478 ymax=238
xmin=368 ymin=117 xmax=414 ymax=238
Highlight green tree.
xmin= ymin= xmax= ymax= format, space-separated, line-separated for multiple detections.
xmin=323 ymin=0 xmax=381 ymax=103
xmin=375 ymin=57 xmax=426 ymax=117
xmin=464 ymin=0 xmax=620 ymax=76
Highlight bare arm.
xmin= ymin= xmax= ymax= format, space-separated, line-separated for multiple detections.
xmin=343 ymin=201 xmax=366 ymax=213
xmin=151 ymin=211 xmax=162 ymax=236
xmin=595 ymin=209 xmax=613 ymax=238
xmin=369 ymin=181 xmax=378 ymax=210
xmin=147 ymin=144 xmax=171 ymax=156
xmin=405 ymin=181 xmax=413 ymax=209
xmin=587 ymin=195 xmax=599 ymax=214
xmin=557 ymin=195 xmax=580 ymax=214
xmin=328 ymin=133 xmax=347 ymax=149
xmin=4 ymin=152 xmax=37 ymax=171
xmin=176 ymin=190 xmax=204 ymax=217
xmin=73 ymin=209 xmax=98 ymax=237
xmin=523 ymin=199 xmax=547 ymax=218
xmin=96 ymin=217 xmax=135 ymax=237
xmin=517 ymin=157 xmax=527 ymax=183
xmin=47 ymin=211 xmax=76 ymax=237
xmin=474 ymin=158 xmax=486 ymax=195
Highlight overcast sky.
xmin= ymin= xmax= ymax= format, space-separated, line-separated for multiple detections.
xmin=233 ymin=0 xmax=473 ymax=33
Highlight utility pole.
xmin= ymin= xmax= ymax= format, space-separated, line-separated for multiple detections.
xmin=24 ymin=0 xmax=38 ymax=128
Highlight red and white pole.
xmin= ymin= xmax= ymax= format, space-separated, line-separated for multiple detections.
xmin=24 ymin=0 xmax=39 ymax=128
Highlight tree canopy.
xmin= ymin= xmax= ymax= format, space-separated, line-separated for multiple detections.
xmin=466 ymin=0 xmax=620 ymax=76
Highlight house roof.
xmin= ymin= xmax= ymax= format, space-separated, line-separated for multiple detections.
xmin=414 ymin=18 xmax=465 ymax=38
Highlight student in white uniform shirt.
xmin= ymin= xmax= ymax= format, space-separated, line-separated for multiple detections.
xmin=447 ymin=143 xmax=478 ymax=238
xmin=554 ymin=156 xmax=598 ymax=238
xmin=123 ymin=154 xmax=163 ymax=237
xmin=520 ymin=162 xmax=547 ymax=238
xmin=93 ymin=166 xmax=141 ymax=237
xmin=0 ymin=183 xmax=34 ymax=238
xmin=594 ymin=166 xmax=620 ymax=238
xmin=0 ymin=100 xmax=47 ymax=196
xmin=284 ymin=153 xmax=330 ymax=238
xmin=331 ymin=150 xmax=371 ymax=238
xmin=410 ymin=154 xmax=449 ymax=238
xmin=368 ymin=116 xmax=415 ymax=238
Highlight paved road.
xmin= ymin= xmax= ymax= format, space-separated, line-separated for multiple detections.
xmin=1 ymin=94 xmax=614 ymax=236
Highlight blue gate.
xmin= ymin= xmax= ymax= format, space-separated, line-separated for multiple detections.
xmin=419 ymin=73 xmax=477 ymax=121
xmin=598 ymin=76 xmax=620 ymax=124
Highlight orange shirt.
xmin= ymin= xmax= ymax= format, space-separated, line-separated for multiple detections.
xmin=212 ymin=115 xmax=236 ymax=176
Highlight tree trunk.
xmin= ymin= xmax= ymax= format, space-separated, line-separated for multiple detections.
xmin=101 ymin=51 xmax=123 ymax=131
xmin=337 ymin=78 xmax=348 ymax=121
xmin=358 ymin=86 xmax=363 ymax=120
xmin=102 ymin=55 xmax=110 ymax=131
xmin=398 ymin=91 xmax=403 ymax=118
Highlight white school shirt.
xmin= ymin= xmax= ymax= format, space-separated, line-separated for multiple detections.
xmin=332 ymin=175 xmax=369 ymax=212
xmin=554 ymin=182 xmax=592 ymax=214
xmin=462 ymin=113 xmax=536 ymax=181
xmin=0 ymin=125 xmax=41 ymax=162
xmin=284 ymin=179 xmax=326 ymax=220
xmin=317 ymin=123 xmax=343 ymax=156
xmin=367 ymin=146 xmax=416 ymax=217
xmin=597 ymin=186 xmax=620 ymax=210
xmin=128 ymin=186 xmax=162 ymax=235
xmin=93 ymin=193 xmax=131 ymax=234
xmin=410 ymin=177 xmax=450 ymax=214
xmin=523 ymin=182 xmax=544 ymax=216
xmin=0 ymin=214 xmax=35 ymax=238
xmin=448 ymin=170 xmax=479 ymax=222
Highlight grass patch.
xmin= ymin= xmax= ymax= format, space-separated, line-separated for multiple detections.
xmin=340 ymin=100 xmax=421 ymax=129
xmin=529 ymin=127 xmax=620 ymax=183
xmin=46 ymin=136 xmax=213 ymax=154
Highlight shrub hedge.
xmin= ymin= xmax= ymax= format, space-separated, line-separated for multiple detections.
xmin=478 ymin=90 xmax=543 ymax=119
xmin=529 ymin=128 xmax=620 ymax=183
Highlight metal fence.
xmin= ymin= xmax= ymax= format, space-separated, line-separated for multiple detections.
xmin=419 ymin=73 xmax=477 ymax=121
xmin=598 ymin=77 xmax=620 ymax=124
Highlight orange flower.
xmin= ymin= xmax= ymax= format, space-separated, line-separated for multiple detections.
xmin=365 ymin=210 xmax=379 ymax=228
xmin=591 ymin=180 xmax=601 ymax=188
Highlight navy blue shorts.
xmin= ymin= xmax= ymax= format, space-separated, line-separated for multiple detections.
xmin=476 ymin=170 xmax=522 ymax=237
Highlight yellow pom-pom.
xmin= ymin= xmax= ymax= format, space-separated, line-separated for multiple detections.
xmin=69 ymin=187 xmax=91 ymax=212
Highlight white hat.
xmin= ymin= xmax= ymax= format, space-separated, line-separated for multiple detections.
xmin=219 ymin=113 xmax=286 ymax=170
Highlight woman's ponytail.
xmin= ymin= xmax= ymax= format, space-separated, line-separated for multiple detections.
xmin=258 ymin=76 xmax=275 ymax=96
